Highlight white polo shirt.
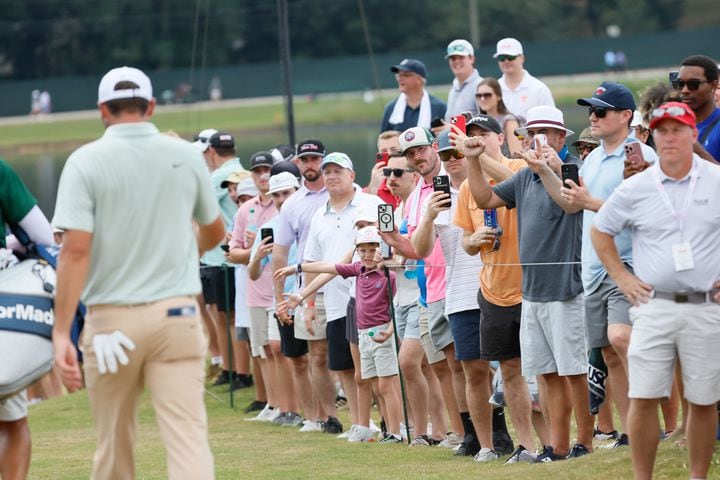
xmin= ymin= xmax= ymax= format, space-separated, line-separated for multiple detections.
xmin=498 ymin=69 xmax=555 ymax=119
xmin=303 ymin=188 xmax=382 ymax=321
xmin=594 ymin=155 xmax=720 ymax=292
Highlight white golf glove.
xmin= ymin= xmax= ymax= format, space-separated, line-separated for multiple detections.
xmin=92 ymin=331 xmax=136 ymax=375
xmin=0 ymin=248 xmax=19 ymax=270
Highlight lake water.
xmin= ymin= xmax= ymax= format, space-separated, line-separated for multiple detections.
xmin=4 ymin=109 xmax=591 ymax=220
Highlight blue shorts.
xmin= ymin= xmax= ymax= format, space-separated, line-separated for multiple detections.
xmin=448 ymin=309 xmax=481 ymax=360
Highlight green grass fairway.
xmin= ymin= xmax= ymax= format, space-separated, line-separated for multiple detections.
xmin=27 ymin=382 xmax=707 ymax=479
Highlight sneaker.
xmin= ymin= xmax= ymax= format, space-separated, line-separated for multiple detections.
xmin=229 ymin=373 xmax=254 ymax=391
xmin=337 ymin=424 xmax=356 ymax=439
xmin=537 ymin=446 xmax=565 ymax=463
xmin=243 ymin=400 xmax=267 ymax=414
xmin=266 ymin=406 xmax=282 ymax=423
xmin=566 ymin=443 xmax=591 ymax=459
xmin=454 ymin=434 xmax=481 ymax=456
xmin=323 ymin=416 xmax=343 ymax=435
xmin=244 ymin=404 xmax=274 ymax=422
xmin=348 ymin=425 xmax=376 ymax=443
xmin=612 ymin=433 xmax=629 ymax=448
xmin=272 ymin=412 xmax=287 ymax=425
xmin=380 ymin=417 xmax=387 ymax=436
xmin=378 ymin=433 xmax=402 ymax=444
xmin=369 ymin=419 xmax=381 ymax=433
xmin=593 ymin=428 xmax=620 ymax=441
xmin=439 ymin=432 xmax=463 ymax=450
xmin=206 ymin=362 xmax=222 ymax=381
xmin=473 ymin=447 xmax=499 ymax=463
xmin=299 ymin=420 xmax=322 ymax=432
xmin=212 ymin=370 xmax=231 ymax=386
xmin=409 ymin=434 xmax=431 ymax=447
xmin=505 ymin=445 xmax=538 ymax=464
xmin=493 ymin=430 xmax=514 ymax=456
xmin=281 ymin=412 xmax=303 ymax=427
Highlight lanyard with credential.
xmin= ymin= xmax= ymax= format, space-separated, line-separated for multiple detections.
xmin=651 ymin=164 xmax=698 ymax=243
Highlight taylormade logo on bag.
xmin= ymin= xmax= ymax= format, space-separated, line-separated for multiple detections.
xmin=0 ymin=303 xmax=53 ymax=325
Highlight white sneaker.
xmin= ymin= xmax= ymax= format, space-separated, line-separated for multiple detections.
xmin=438 ymin=432 xmax=463 ymax=449
xmin=338 ymin=424 xmax=357 ymax=439
xmin=245 ymin=404 xmax=273 ymax=422
xmin=299 ymin=420 xmax=322 ymax=432
xmin=265 ymin=406 xmax=281 ymax=423
xmin=369 ymin=419 xmax=381 ymax=433
xmin=347 ymin=425 xmax=376 ymax=443
xmin=474 ymin=448 xmax=499 ymax=463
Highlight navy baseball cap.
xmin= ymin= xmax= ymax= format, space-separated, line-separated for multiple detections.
xmin=391 ymin=59 xmax=427 ymax=79
xmin=577 ymin=81 xmax=636 ymax=110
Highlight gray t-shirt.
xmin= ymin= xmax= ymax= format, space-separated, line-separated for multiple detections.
xmin=493 ymin=152 xmax=583 ymax=302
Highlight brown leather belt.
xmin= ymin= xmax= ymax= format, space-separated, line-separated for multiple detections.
xmin=653 ymin=290 xmax=718 ymax=304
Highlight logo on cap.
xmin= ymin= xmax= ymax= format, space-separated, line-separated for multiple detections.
xmin=300 ymin=144 xmax=317 ymax=152
xmin=595 ymin=86 xmax=607 ymax=95
xmin=219 ymin=134 xmax=232 ymax=142
xmin=404 ymin=131 xmax=416 ymax=142
xmin=400 ymin=59 xmax=409 ymax=65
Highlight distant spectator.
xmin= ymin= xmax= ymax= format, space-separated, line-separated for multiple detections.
xmin=614 ymin=51 xmax=627 ymax=72
xmin=444 ymin=39 xmax=482 ymax=122
xmin=604 ymin=51 xmax=616 ymax=72
xmin=570 ymin=127 xmax=600 ymax=161
xmin=38 ymin=91 xmax=51 ymax=115
xmin=209 ymin=76 xmax=223 ymax=101
xmin=29 ymin=89 xmax=41 ymax=116
xmin=493 ymin=38 xmax=555 ymax=119
xmin=380 ymin=59 xmax=447 ymax=133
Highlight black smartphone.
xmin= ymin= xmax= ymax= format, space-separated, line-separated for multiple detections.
xmin=220 ymin=244 xmax=230 ymax=252
xmin=561 ymin=164 xmax=580 ymax=187
xmin=430 ymin=117 xmax=444 ymax=129
xmin=260 ymin=228 xmax=274 ymax=243
xmin=432 ymin=175 xmax=451 ymax=205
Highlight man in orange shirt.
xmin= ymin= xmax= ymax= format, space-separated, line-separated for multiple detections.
xmin=453 ymin=115 xmax=536 ymax=463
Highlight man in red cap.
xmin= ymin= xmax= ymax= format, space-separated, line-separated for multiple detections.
xmin=592 ymin=102 xmax=720 ymax=480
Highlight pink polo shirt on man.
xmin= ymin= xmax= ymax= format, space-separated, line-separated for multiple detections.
xmin=230 ymin=194 xmax=277 ymax=307
xmin=405 ymin=176 xmax=447 ymax=304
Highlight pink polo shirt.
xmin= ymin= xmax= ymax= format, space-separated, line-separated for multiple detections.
xmin=405 ymin=176 xmax=447 ymax=304
xmin=230 ymin=194 xmax=277 ymax=307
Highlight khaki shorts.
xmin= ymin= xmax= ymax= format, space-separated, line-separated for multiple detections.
xmin=418 ymin=305 xmax=445 ymax=364
xmin=628 ymin=298 xmax=720 ymax=405
xmin=0 ymin=389 xmax=27 ymax=422
xmin=358 ymin=323 xmax=398 ymax=379
xmin=294 ymin=294 xmax=328 ymax=341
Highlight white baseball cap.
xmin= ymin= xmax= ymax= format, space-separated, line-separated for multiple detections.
xmin=355 ymin=226 xmax=381 ymax=246
xmin=631 ymin=110 xmax=644 ymax=128
xmin=493 ymin=38 xmax=523 ymax=58
xmin=354 ymin=204 xmax=378 ymax=225
xmin=97 ymin=66 xmax=153 ymax=104
xmin=267 ymin=171 xmax=299 ymax=194
xmin=445 ymin=39 xmax=474 ymax=59
xmin=192 ymin=128 xmax=218 ymax=152
xmin=236 ymin=178 xmax=259 ymax=198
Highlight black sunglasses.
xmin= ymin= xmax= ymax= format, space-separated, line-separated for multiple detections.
xmin=671 ymin=79 xmax=710 ymax=91
xmin=497 ymin=55 xmax=518 ymax=62
xmin=588 ymin=106 xmax=625 ymax=118
xmin=475 ymin=92 xmax=494 ymax=100
xmin=575 ymin=144 xmax=596 ymax=155
xmin=382 ymin=168 xmax=413 ymax=178
xmin=439 ymin=149 xmax=465 ymax=162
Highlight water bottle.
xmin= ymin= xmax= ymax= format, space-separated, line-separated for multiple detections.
xmin=367 ymin=327 xmax=378 ymax=338
xmin=403 ymin=258 xmax=417 ymax=280
xmin=248 ymin=208 xmax=258 ymax=233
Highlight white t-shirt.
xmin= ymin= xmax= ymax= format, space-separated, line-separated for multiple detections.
xmin=498 ymin=69 xmax=555 ymax=119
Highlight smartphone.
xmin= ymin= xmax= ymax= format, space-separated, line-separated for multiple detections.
xmin=430 ymin=117 xmax=445 ymax=129
xmin=432 ymin=175 xmax=451 ymax=205
xmin=380 ymin=239 xmax=392 ymax=259
xmin=451 ymin=115 xmax=466 ymax=134
xmin=378 ymin=204 xmax=395 ymax=233
xmin=534 ymin=133 xmax=547 ymax=150
xmin=260 ymin=228 xmax=274 ymax=244
xmin=220 ymin=244 xmax=230 ymax=252
xmin=375 ymin=152 xmax=389 ymax=166
xmin=561 ymin=163 xmax=580 ymax=186
xmin=624 ymin=142 xmax=645 ymax=167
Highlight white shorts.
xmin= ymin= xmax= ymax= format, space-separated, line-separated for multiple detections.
xmin=267 ymin=308 xmax=280 ymax=343
xmin=520 ymin=294 xmax=587 ymax=377
xmin=358 ymin=323 xmax=398 ymax=379
xmin=628 ymin=298 xmax=720 ymax=405
xmin=0 ymin=389 xmax=27 ymax=422
xmin=249 ymin=306 xmax=269 ymax=358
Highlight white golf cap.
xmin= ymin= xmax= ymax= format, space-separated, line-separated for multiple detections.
xmin=267 ymin=171 xmax=299 ymax=194
xmin=355 ymin=226 xmax=381 ymax=245
xmin=236 ymin=178 xmax=259 ymax=198
xmin=493 ymin=38 xmax=523 ymax=58
xmin=97 ymin=66 xmax=153 ymax=104
xmin=354 ymin=204 xmax=378 ymax=225
xmin=192 ymin=128 xmax=218 ymax=152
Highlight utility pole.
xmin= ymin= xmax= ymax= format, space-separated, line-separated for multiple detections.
xmin=469 ymin=0 xmax=480 ymax=48
xmin=277 ymin=0 xmax=296 ymax=146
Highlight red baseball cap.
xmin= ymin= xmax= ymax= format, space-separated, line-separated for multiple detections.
xmin=649 ymin=101 xmax=696 ymax=130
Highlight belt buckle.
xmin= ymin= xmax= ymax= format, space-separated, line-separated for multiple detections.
xmin=674 ymin=292 xmax=689 ymax=303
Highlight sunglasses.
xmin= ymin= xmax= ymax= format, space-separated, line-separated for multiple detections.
xmin=382 ymin=168 xmax=413 ymax=178
xmin=575 ymin=144 xmax=597 ymax=155
xmin=497 ymin=55 xmax=518 ymax=62
xmin=475 ymin=92 xmax=494 ymax=100
xmin=588 ymin=106 xmax=625 ymax=118
xmin=671 ymin=79 xmax=710 ymax=91
xmin=447 ymin=44 xmax=469 ymax=55
xmin=650 ymin=105 xmax=689 ymax=119
xmin=439 ymin=149 xmax=465 ymax=162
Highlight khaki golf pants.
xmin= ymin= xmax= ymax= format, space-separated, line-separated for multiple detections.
xmin=82 ymin=296 xmax=214 ymax=480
